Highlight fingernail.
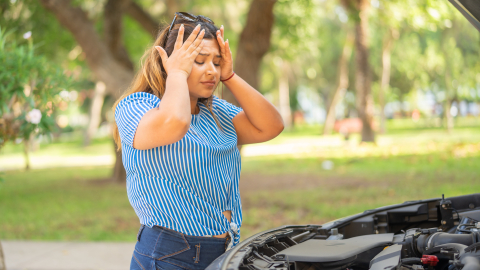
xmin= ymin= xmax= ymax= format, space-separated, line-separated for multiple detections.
xmin=181 ymin=24 xmax=184 ymax=28
xmin=196 ymin=24 xmax=200 ymax=28
xmin=155 ymin=46 xmax=160 ymax=49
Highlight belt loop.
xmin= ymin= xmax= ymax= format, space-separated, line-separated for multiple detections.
xmin=137 ymin=225 xmax=145 ymax=242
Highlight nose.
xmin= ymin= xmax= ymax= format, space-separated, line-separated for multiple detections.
xmin=206 ymin=62 xmax=218 ymax=77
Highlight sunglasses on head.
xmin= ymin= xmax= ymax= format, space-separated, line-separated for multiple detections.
xmin=162 ymin=12 xmax=215 ymax=47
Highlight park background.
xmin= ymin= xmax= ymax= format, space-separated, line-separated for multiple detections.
xmin=1 ymin=0 xmax=479 ymax=252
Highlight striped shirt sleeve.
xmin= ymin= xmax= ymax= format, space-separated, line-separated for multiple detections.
xmin=212 ymin=96 xmax=243 ymax=121
xmin=115 ymin=92 xmax=160 ymax=147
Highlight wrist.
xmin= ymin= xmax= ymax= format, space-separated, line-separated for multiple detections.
xmin=168 ymin=70 xmax=189 ymax=79
xmin=221 ymin=71 xmax=235 ymax=82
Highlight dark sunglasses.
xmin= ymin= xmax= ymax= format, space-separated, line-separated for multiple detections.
xmin=162 ymin=12 xmax=215 ymax=47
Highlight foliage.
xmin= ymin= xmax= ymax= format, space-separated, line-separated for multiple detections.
xmin=0 ymin=27 xmax=72 ymax=149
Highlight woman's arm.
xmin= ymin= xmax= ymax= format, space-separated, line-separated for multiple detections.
xmin=216 ymin=27 xmax=284 ymax=145
xmin=224 ymin=75 xmax=284 ymax=145
xmin=133 ymin=25 xmax=205 ymax=150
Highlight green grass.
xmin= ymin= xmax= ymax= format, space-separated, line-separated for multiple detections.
xmin=0 ymin=118 xmax=479 ymax=241
xmin=0 ymin=166 xmax=138 ymax=241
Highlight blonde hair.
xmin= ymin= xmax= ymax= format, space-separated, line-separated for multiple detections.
xmin=112 ymin=19 xmax=221 ymax=150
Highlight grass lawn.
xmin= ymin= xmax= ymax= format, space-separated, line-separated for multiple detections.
xmin=1 ymin=118 xmax=479 ymax=242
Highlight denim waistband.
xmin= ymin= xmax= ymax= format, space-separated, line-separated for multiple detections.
xmin=136 ymin=225 xmax=230 ymax=254
xmin=133 ymin=225 xmax=230 ymax=269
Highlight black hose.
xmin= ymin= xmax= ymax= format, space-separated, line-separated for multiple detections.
xmin=401 ymin=258 xmax=422 ymax=265
xmin=416 ymin=232 xmax=479 ymax=254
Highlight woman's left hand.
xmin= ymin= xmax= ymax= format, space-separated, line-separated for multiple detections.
xmin=216 ymin=26 xmax=234 ymax=80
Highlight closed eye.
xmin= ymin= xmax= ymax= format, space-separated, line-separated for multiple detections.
xmin=195 ymin=61 xmax=221 ymax=67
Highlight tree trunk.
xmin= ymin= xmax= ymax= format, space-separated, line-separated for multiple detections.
xmin=379 ymin=29 xmax=399 ymax=134
xmin=441 ymin=29 xmax=455 ymax=134
xmin=279 ymin=61 xmax=292 ymax=129
xmin=165 ymin=0 xmax=181 ymax=18
xmin=323 ymin=31 xmax=354 ymax=135
xmin=0 ymin=241 xmax=5 ymax=270
xmin=24 ymin=137 xmax=30 ymax=170
xmin=40 ymin=0 xmax=134 ymax=183
xmin=224 ymin=0 xmax=277 ymax=106
xmin=112 ymin=139 xmax=127 ymax=183
xmin=104 ymin=0 xmax=134 ymax=71
xmin=353 ymin=0 xmax=375 ymax=142
xmin=39 ymin=0 xmax=133 ymax=100
xmin=125 ymin=2 xmax=159 ymax=39
xmin=84 ymin=82 xmax=107 ymax=146
xmin=445 ymin=100 xmax=454 ymax=133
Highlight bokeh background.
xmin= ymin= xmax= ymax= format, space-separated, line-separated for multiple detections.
xmin=1 ymin=0 xmax=479 ymax=244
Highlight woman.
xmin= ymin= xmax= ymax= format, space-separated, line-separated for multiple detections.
xmin=113 ymin=12 xmax=284 ymax=270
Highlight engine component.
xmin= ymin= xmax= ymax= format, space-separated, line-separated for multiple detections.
xmin=416 ymin=231 xmax=480 ymax=254
xmin=369 ymin=244 xmax=402 ymax=270
xmin=326 ymin=228 xmax=344 ymax=240
xmin=456 ymin=217 xmax=480 ymax=234
xmin=420 ymin=255 xmax=439 ymax=267
xmin=273 ymin=233 xmax=393 ymax=263
xmin=440 ymin=194 xmax=456 ymax=231
xmin=449 ymin=243 xmax=480 ymax=270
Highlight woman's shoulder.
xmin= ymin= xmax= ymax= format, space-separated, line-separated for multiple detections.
xmin=117 ymin=92 xmax=160 ymax=109
xmin=121 ymin=92 xmax=160 ymax=103
xmin=211 ymin=95 xmax=243 ymax=120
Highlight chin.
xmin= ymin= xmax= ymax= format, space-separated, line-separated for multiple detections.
xmin=198 ymin=90 xmax=216 ymax=99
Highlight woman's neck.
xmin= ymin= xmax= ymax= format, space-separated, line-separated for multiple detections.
xmin=190 ymin=98 xmax=199 ymax=115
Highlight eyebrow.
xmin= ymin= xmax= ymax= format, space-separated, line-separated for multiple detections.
xmin=198 ymin=53 xmax=222 ymax=58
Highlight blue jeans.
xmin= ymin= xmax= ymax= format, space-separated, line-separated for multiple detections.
xmin=130 ymin=225 xmax=230 ymax=270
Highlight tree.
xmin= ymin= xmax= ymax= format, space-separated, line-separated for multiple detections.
xmin=0 ymin=241 xmax=4 ymax=270
xmin=341 ymin=0 xmax=375 ymax=142
xmin=223 ymin=0 xmax=277 ymax=107
xmin=0 ymin=27 xmax=71 ymax=167
xmin=323 ymin=29 xmax=354 ymax=135
xmin=38 ymin=0 xmax=160 ymax=182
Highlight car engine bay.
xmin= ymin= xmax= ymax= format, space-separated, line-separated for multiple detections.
xmin=218 ymin=194 xmax=480 ymax=270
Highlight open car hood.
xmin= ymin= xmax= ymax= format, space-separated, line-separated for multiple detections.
xmin=206 ymin=193 xmax=480 ymax=270
xmin=449 ymin=0 xmax=480 ymax=32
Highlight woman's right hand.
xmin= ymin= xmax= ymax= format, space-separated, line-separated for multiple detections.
xmin=155 ymin=24 xmax=205 ymax=77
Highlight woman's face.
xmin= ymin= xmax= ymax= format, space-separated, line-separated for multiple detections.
xmin=187 ymin=39 xmax=222 ymax=100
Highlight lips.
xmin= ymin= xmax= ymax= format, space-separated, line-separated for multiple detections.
xmin=201 ymin=80 xmax=216 ymax=87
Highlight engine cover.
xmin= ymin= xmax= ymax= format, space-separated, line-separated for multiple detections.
xmin=274 ymin=233 xmax=394 ymax=262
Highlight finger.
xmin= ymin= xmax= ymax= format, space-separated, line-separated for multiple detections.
xmin=155 ymin=46 xmax=168 ymax=70
xmin=173 ymin=24 xmax=184 ymax=51
xmin=227 ymin=39 xmax=233 ymax=58
xmin=187 ymin=29 xmax=205 ymax=53
xmin=225 ymin=39 xmax=231 ymax=56
xmin=223 ymin=39 xmax=231 ymax=60
xmin=190 ymin=40 xmax=205 ymax=57
xmin=216 ymin=31 xmax=226 ymax=51
xmin=221 ymin=25 xmax=224 ymax=39
xmin=182 ymin=24 xmax=201 ymax=49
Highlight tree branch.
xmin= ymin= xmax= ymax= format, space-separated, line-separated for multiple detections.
xmin=225 ymin=0 xmax=276 ymax=106
xmin=104 ymin=0 xmax=134 ymax=70
xmin=125 ymin=1 xmax=159 ymax=39
xmin=39 ymin=0 xmax=133 ymax=99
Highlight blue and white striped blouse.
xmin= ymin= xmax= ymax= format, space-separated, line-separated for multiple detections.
xmin=115 ymin=92 xmax=243 ymax=249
